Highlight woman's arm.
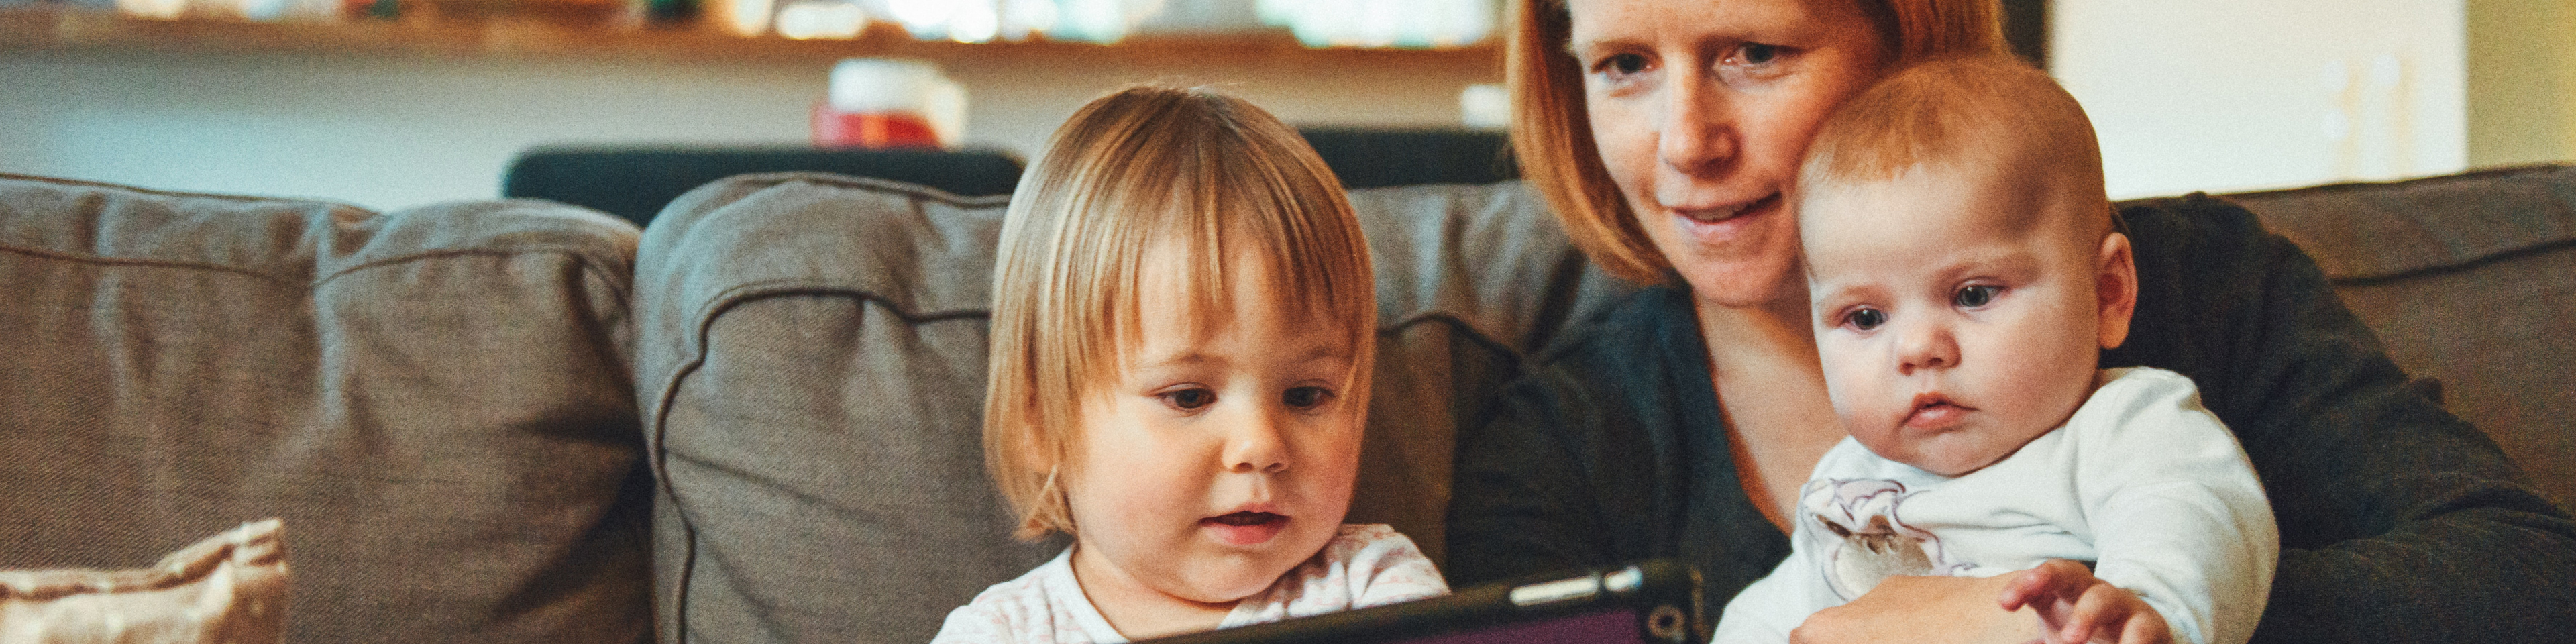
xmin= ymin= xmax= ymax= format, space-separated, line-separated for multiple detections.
xmin=2110 ymin=195 xmax=2576 ymax=644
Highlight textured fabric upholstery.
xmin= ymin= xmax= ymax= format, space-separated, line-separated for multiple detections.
xmin=632 ymin=173 xmax=1628 ymax=644
xmin=637 ymin=168 xmax=2576 ymax=644
xmin=2225 ymin=164 xmax=2576 ymax=509
xmin=0 ymin=175 xmax=654 ymax=644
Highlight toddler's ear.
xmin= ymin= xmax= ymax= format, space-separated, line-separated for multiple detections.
xmin=2096 ymin=232 xmax=2139 ymax=350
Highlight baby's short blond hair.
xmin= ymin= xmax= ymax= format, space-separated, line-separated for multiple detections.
xmin=983 ymin=85 xmax=1376 ymax=541
xmin=1799 ymin=55 xmax=2115 ymax=238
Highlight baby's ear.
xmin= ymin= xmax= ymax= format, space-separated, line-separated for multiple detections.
xmin=2096 ymin=232 xmax=2139 ymax=350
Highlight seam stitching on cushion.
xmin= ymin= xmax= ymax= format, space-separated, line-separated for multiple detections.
xmin=2326 ymin=237 xmax=2576 ymax=287
xmin=1 ymin=173 xmax=376 ymax=209
xmin=726 ymin=173 xmax=1016 ymax=210
xmin=1379 ymin=311 xmax=1523 ymax=359
xmin=311 ymin=246 xmax=637 ymax=291
xmin=0 ymin=243 xmax=301 ymax=285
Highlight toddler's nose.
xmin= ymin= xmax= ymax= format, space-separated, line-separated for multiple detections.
xmin=1224 ymin=414 xmax=1289 ymax=474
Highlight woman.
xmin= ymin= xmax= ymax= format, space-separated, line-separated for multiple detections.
xmin=1443 ymin=1 xmax=2576 ymax=643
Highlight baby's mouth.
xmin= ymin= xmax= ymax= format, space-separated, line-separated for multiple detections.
xmin=1904 ymin=394 xmax=1974 ymax=430
xmin=1201 ymin=511 xmax=1289 ymax=546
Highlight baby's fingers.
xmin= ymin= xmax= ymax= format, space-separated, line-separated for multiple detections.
xmin=1999 ymin=559 xmax=2095 ymax=611
xmin=2061 ymin=584 xmax=2163 ymax=644
xmin=2114 ymin=611 xmax=2172 ymax=644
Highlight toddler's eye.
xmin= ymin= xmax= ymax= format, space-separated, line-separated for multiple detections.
xmin=1954 ymin=284 xmax=2000 ymax=308
xmin=1845 ymin=307 xmax=1886 ymax=331
xmin=1162 ymin=388 xmax=1215 ymax=411
xmin=1283 ymin=386 xmax=1332 ymax=409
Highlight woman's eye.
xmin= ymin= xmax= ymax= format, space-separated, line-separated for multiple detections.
xmin=1954 ymin=285 xmax=2000 ymax=308
xmin=1283 ymin=386 xmax=1332 ymax=409
xmin=1845 ymin=308 xmax=1886 ymax=331
xmin=1597 ymin=52 xmax=1649 ymax=77
xmin=1736 ymin=42 xmax=1780 ymax=65
xmin=1162 ymin=388 xmax=1215 ymax=411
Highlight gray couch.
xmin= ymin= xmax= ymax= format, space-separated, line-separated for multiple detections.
xmin=3 ymin=164 xmax=2568 ymax=644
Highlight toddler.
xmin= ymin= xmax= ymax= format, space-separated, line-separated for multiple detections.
xmin=1713 ymin=57 xmax=2279 ymax=644
xmin=930 ymin=85 xmax=1447 ymax=644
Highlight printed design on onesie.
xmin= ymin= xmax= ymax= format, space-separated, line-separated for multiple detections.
xmin=1800 ymin=478 xmax=1974 ymax=600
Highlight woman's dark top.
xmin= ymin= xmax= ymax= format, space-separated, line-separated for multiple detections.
xmin=1445 ymin=194 xmax=2576 ymax=644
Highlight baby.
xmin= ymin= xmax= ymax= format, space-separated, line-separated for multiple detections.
xmin=1713 ymin=57 xmax=2279 ymax=644
xmin=930 ymin=85 xmax=1447 ymax=644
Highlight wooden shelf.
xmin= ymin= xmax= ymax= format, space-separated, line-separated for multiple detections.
xmin=0 ymin=7 xmax=1501 ymax=68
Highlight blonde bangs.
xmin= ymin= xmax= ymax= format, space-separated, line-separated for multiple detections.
xmin=985 ymin=85 xmax=1376 ymax=541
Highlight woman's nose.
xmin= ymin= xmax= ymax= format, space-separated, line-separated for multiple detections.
xmin=1657 ymin=73 xmax=1739 ymax=176
xmin=1223 ymin=411 xmax=1289 ymax=474
xmin=1896 ymin=319 xmax=1960 ymax=375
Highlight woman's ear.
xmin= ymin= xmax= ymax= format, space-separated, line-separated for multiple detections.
xmin=2096 ymin=232 xmax=2139 ymax=350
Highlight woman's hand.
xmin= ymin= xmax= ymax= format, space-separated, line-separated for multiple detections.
xmin=2000 ymin=560 xmax=2172 ymax=644
xmin=1790 ymin=574 xmax=2037 ymax=644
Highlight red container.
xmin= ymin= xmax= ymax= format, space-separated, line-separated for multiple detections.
xmin=812 ymin=103 xmax=942 ymax=149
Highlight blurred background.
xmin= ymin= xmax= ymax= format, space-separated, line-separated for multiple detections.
xmin=0 ymin=0 xmax=2568 ymax=211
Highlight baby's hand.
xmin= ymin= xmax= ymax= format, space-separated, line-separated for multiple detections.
xmin=1996 ymin=559 xmax=2171 ymax=644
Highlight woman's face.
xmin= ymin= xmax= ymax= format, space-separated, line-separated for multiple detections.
xmin=1566 ymin=0 xmax=1888 ymax=307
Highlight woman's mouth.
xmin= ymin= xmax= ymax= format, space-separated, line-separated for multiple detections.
xmin=1201 ymin=511 xmax=1289 ymax=546
xmin=1672 ymin=193 xmax=1779 ymax=224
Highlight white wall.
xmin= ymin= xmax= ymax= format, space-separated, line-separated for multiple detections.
xmin=2052 ymin=0 xmax=2469 ymax=199
xmin=0 ymin=50 xmax=1490 ymax=211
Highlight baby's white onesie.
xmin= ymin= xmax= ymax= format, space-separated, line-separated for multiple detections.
xmin=1714 ymin=368 xmax=2278 ymax=644
xmin=930 ymin=523 xmax=1446 ymax=644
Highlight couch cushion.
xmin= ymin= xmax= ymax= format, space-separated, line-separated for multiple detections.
xmin=632 ymin=173 xmax=1626 ymax=644
xmin=0 ymin=175 xmax=653 ymax=644
xmin=2224 ymin=164 xmax=2576 ymax=509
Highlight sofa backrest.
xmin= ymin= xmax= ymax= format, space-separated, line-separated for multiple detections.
xmin=630 ymin=173 xmax=1629 ymax=644
xmin=0 ymin=174 xmax=655 ymax=644
xmin=2224 ymin=164 xmax=2576 ymax=509
xmin=633 ymin=166 xmax=2575 ymax=644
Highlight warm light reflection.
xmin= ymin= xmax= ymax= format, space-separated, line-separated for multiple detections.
xmin=718 ymin=0 xmax=778 ymax=36
xmin=777 ymin=0 xmax=869 ymax=40
xmin=1259 ymin=0 xmax=1494 ymax=48
xmin=949 ymin=2 xmax=1001 ymax=43
xmin=116 ymin=0 xmax=187 ymax=20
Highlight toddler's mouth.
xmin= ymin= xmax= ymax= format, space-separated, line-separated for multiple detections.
xmin=1201 ymin=511 xmax=1289 ymax=546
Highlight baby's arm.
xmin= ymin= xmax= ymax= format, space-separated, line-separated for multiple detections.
xmin=1712 ymin=559 xmax=1811 ymax=644
xmin=2000 ymin=559 xmax=2169 ymax=644
xmin=2068 ymin=370 xmax=2280 ymax=644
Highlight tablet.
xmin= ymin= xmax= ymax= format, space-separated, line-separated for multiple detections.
xmin=1137 ymin=559 xmax=1708 ymax=644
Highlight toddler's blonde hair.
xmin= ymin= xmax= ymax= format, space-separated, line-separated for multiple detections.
xmin=983 ymin=85 xmax=1377 ymax=541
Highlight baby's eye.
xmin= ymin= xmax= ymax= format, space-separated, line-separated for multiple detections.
xmin=1282 ymin=386 xmax=1332 ymax=410
xmin=1161 ymin=388 xmax=1215 ymax=411
xmin=1844 ymin=307 xmax=1887 ymax=331
xmin=1954 ymin=284 xmax=2000 ymax=309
